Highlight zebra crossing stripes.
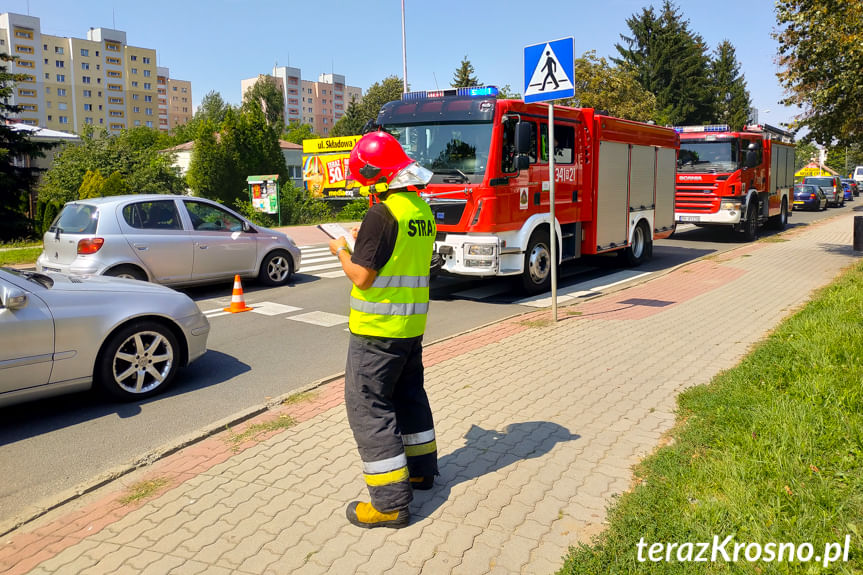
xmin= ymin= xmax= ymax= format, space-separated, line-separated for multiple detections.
xmin=298 ymin=245 xmax=344 ymax=277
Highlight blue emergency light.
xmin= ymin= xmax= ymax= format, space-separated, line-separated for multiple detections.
xmin=401 ymin=86 xmax=499 ymax=101
xmin=673 ymin=124 xmax=732 ymax=133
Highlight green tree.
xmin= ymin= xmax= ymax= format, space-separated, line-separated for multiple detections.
xmin=242 ymin=75 xmax=285 ymax=128
xmin=615 ymin=0 xmax=713 ymax=125
xmin=331 ymin=96 xmax=366 ymax=137
xmin=774 ymin=0 xmax=863 ymax=145
xmin=496 ymin=84 xmax=521 ymax=100
xmin=709 ymin=41 xmax=751 ymax=131
xmin=282 ymin=120 xmax=317 ymax=144
xmin=563 ymin=50 xmax=656 ymax=121
xmin=39 ymin=126 xmax=184 ymax=204
xmin=795 ymin=141 xmax=818 ymax=171
xmin=0 ymin=53 xmax=56 ymax=240
xmin=186 ymin=120 xmax=230 ymax=201
xmin=452 ymin=56 xmax=479 ymax=87
xmin=172 ymin=90 xmax=232 ymax=144
xmin=77 ymin=169 xmax=106 ymax=199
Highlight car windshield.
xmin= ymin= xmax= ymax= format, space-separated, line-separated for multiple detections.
xmin=49 ymin=204 xmax=99 ymax=234
xmin=2 ymin=268 xmax=54 ymax=288
xmin=678 ymin=140 xmax=739 ymax=173
xmin=384 ymin=122 xmax=493 ymax=184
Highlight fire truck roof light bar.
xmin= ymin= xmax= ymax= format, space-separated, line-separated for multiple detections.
xmin=402 ymin=86 xmax=499 ymax=101
xmin=673 ymin=124 xmax=731 ymax=133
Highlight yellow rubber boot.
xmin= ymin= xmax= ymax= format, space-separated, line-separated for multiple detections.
xmin=346 ymin=501 xmax=410 ymax=529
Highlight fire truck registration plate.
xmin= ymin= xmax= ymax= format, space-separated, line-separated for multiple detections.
xmin=679 ymin=216 xmax=700 ymax=222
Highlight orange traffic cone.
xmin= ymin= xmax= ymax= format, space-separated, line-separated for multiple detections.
xmin=223 ymin=275 xmax=253 ymax=313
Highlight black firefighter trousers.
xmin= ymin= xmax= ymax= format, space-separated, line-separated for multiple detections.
xmin=345 ymin=333 xmax=438 ymax=513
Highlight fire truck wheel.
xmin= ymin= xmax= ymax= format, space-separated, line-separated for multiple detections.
xmin=742 ymin=200 xmax=759 ymax=242
xmin=620 ymin=220 xmax=652 ymax=267
xmin=769 ymin=197 xmax=788 ymax=230
xmin=520 ymin=230 xmax=552 ymax=294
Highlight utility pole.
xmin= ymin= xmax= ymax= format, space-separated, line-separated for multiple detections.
xmin=401 ymin=0 xmax=408 ymax=93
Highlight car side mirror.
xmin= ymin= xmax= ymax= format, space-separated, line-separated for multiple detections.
xmin=1 ymin=287 xmax=28 ymax=310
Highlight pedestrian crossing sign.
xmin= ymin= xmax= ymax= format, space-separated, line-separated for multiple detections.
xmin=523 ymin=37 xmax=574 ymax=103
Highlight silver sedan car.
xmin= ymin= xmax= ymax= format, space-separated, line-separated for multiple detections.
xmin=36 ymin=195 xmax=302 ymax=287
xmin=0 ymin=267 xmax=210 ymax=408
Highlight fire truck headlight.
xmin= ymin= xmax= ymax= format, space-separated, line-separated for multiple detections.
xmin=467 ymin=244 xmax=495 ymax=256
xmin=721 ymin=201 xmax=741 ymax=211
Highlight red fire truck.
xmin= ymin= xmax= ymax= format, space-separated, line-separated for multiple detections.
xmin=372 ymin=87 xmax=679 ymax=293
xmin=674 ymin=124 xmax=796 ymax=240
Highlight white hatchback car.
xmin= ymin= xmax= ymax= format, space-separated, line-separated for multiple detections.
xmin=36 ymin=195 xmax=302 ymax=287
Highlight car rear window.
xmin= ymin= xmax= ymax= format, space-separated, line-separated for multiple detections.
xmin=49 ymin=204 xmax=99 ymax=234
xmin=804 ymin=177 xmax=833 ymax=187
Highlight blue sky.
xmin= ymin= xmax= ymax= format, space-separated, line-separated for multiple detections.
xmin=7 ymin=0 xmax=799 ymax=128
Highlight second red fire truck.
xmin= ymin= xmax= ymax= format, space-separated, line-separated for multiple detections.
xmin=371 ymin=87 xmax=680 ymax=293
xmin=674 ymin=123 xmax=796 ymax=240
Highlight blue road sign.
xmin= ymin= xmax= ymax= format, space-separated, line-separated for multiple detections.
xmin=523 ymin=37 xmax=574 ymax=103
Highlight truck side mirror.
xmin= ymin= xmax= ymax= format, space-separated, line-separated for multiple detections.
xmin=515 ymin=122 xmax=531 ymax=155
xmin=745 ymin=150 xmax=758 ymax=168
xmin=514 ymin=155 xmax=530 ymax=171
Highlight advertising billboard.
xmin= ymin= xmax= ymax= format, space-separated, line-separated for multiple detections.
xmin=302 ymin=136 xmax=367 ymax=199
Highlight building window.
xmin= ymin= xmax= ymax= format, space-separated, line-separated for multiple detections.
xmin=107 ymin=70 xmax=122 ymax=78
xmin=15 ymin=29 xmax=34 ymax=40
xmin=131 ymin=81 xmax=138 ymax=87
xmin=58 ymin=102 xmax=67 ymax=110
xmin=57 ymin=88 xmax=66 ymax=96
xmin=81 ymin=62 xmax=89 ymax=70
xmin=142 ymin=57 xmax=150 ymax=64
xmin=20 ymin=104 xmax=37 ymax=112
xmin=145 ymin=108 xmax=153 ymax=115
xmin=84 ymin=104 xmax=92 ymax=111
xmin=81 ymin=48 xmax=89 ymax=57
xmin=110 ymin=123 xmax=124 ymax=130
xmin=110 ymin=110 xmax=124 ymax=117
xmin=17 ymin=59 xmax=34 ymax=68
xmin=131 ymin=68 xmax=138 ymax=74
xmin=132 ymin=94 xmax=139 ymax=100
xmin=56 ymin=74 xmax=65 ymax=82
xmin=133 ymin=106 xmax=140 ymax=113
xmin=85 ymin=117 xmax=93 ymax=124
xmin=144 ymin=95 xmax=152 ymax=102
xmin=59 ymin=116 xmax=69 ymax=124
xmin=130 ymin=55 xmax=137 ymax=61
xmin=108 ymin=83 xmax=122 ymax=91
xmin=145 ymin=121 xmax=153 ymax=128
xmin=144 ymin=70 xmax=151 ymax=77
xmin=21 ymin=74 xmax=35 ymax=83
xmin=106 ymin=56 xmax=121 ymax=65
xmin=134 ymin=120 xmax=141 ymax=126
xmin=82 ymin=76 xmax=91 ymax=84
xmin=55 ymin=46 xmax=64 ymax=54
xmin=18 ymin=88 xmax=37 ymax=97
xmin=55 ymin=60 xmax=64 ymax=68
xmin=15 ymin=45 xmax=34 ymax=54
xmin=83 ymin=89 xmax=92 ymax=97
xmin=106 ymin=43 xmax=120 ymax=52
xmin=144 ymin=83 xmax=151 ymax=89
xmin=109 ymin=97 xmax=124 ymax=104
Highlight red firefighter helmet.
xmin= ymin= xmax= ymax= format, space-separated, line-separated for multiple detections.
xmin=348 ymin=131 xmax=431 ymax=189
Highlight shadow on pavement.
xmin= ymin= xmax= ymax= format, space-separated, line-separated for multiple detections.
xmin=411 ymin=421 xmax=580 ymax=521
xmin=0 ymin=350 xmax=250 ymax=445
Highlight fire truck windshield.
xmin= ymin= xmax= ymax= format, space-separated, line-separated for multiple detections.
xmin=678 ymin=139 xmax=740 ymax=173
xmin=384 ymin=122 xmax=493 ymax=184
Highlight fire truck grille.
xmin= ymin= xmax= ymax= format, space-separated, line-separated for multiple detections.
xmin=675 ymin=189 xmax=719 ymax=212
xmin=430 ymin=201 xmax=467 ymax=225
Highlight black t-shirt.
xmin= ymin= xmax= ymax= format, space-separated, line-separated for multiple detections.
xmin=351 ymin=202 xmax=398 ymax=271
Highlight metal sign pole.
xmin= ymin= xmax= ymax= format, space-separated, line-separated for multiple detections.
xmin=548 ymin=103 xmax=557 ymax=322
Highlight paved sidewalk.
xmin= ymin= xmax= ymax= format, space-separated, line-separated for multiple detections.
xmin=2 ymin=213 xmax=861 ymax=574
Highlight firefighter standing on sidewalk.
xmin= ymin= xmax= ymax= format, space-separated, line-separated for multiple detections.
xmin=329 ymin=131 xmax=439 ymax=529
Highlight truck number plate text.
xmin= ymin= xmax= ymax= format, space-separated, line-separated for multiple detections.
xmin=679 ymin=215 xmax=700 ymax=222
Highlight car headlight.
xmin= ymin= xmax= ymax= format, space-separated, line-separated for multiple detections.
xmin=467 ymin=244 xmax=495 ymax=256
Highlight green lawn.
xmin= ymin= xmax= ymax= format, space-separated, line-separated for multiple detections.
xmin=0 ymin=246 xmax=42 ymax=267
xmin=560 ymin=261 xmax=863 ymax=574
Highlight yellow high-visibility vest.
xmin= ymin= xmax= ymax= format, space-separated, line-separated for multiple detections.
xmin=349 ymin=192 xmax=435 ymax=338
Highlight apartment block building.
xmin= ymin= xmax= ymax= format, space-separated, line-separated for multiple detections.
xmin=0 ymin=12 xmax=191 ymax=134
xmin=242 ymin=66 xmax=362 ymax=136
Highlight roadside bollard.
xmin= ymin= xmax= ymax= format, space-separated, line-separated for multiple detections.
xmin=855 ymin=216 xmax=863 ymax=252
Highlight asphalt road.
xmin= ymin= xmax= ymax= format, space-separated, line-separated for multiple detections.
xmin=0 ymin=200 xmax=855 ymax=530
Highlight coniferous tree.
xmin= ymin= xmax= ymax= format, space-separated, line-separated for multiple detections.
xmin=614 ymin=0 xmax=713 ymax=125
xmin=452 ymin=56 xmax=479 ymax=88
xmin=331 ymin=96 xmax=366 ymax=137
xmin=0 ymin=53 xmax=56 ymax=239
xmin=709 ymin=41 xmax=751 ymax=131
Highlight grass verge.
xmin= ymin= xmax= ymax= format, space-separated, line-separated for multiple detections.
xmin=0 ymin=246 xmax=42 ymax=267
xmin=225 ymin=414 xmax=297 ymax=452
xmin=559 ymin=261 xmax=863 ymax=574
